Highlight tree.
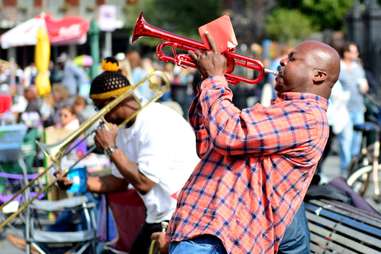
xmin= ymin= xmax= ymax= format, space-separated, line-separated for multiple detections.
xmin=152 ymin=0 xmax=222 ymax=38
xmin=124 ymin=0 xmax=222 ymax=38
xmin=276 ymin=0 xmax=355 ymax=31
xmin=301 ymin=0 xmax=355 ymax=30
xmin=123 ymin=0 xmax=222 ymax=46
xmin=225 ymin=0 xmax=276 ymax=43
xmin=265 ymin=8 xmax=315 ymax=43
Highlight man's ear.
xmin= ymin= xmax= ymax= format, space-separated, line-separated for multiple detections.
xmin=312 ymin=69 xmax=327 ymax=84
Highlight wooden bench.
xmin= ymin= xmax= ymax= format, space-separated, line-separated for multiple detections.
xmin=305 ymin=199 xmax=381 ymax=254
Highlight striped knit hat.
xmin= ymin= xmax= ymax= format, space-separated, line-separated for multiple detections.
xmin=90 ymin=57 xmax=131 ymax=100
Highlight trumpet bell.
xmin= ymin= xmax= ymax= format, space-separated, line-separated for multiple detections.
xmin=131 ymin=12 xmax=145 ymax=43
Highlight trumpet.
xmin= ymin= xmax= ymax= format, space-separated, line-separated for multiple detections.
xmin=0 ymin=71 xmax=170 ymax=230
xmin=131 ymin=12 xmax=275 ymax=85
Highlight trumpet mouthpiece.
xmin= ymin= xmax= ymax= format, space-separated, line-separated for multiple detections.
xmin=264 ymin=68 xmax=278 ymax=76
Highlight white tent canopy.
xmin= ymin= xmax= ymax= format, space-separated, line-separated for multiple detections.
xmin=0 ymin=17 xmax=45 ymax=49
xmin=0 ymin=14 xmax=89 ymax=49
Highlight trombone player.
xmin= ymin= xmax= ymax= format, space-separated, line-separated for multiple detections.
xmin=57 ymin=57 xmax=199 ymax=254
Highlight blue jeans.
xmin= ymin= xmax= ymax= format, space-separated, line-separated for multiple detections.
xmin=169 ymin=204 xmax=309 ymax=254
xmin=169 ymin=235 xmax=227 ymax=254
xmin=278 ymin=203 xmax=310 ymax=254
xmin=336 ymin=122 xmax=354 ymax=173
xmin=350 ymin=110 xmax=365 ymax=157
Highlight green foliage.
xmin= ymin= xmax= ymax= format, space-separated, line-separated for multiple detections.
xmin=123 ymin=0 xmax=222 ymax=46
xmin=276 ymin=0 xmax=355 ymax=30
xmin=301 ymin=0 xmax=355 ymax=30
xmin=124 ymin=0 xmax=221 ymax=37
xmin=124 ymin=0 xmax=157 ymax=30
xmin=265 ymin=8 xmax=315 ymax=43
xmin=152 ymin=0 xmax=222 ymax=38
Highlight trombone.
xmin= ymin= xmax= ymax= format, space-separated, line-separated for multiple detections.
xmin=0 ymin=71 xmax=170 ymax=230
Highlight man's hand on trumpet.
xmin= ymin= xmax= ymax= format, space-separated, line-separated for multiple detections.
xmin=188 ymin=32 xmax=227 ymax=79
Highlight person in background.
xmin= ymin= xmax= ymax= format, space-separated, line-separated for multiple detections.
xmin=21 ymin=86 xmax=52 ymax=127
xmin=119 ymin=58 xmax=133 ymax=82
xmin=126 ymin=49 xmax=150 ymax=98
xmin=339 ymin=42 xmax=368 ymax=159
xmin=56 ymin=105 xmax=80 ymax=131
xmin=72 ymin=96 xmax=95 ymax=123
xmin=57 ymin=53 xmax=90 ymax=96
xmin=326 ymin=80 xmax=352 ymax=176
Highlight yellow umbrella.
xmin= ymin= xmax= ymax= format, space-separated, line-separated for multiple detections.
xmin=35 ymin=27 xmax=51 ymax=96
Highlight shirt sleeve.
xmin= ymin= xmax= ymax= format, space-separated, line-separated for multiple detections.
xmin=188 ymin=92 xmax=212 ymax=158
xmin=198 ymin=76 xmax=319 ymax=156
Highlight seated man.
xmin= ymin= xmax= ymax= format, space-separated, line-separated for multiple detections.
xmin=58 ymin=57 xmax=199 ymax=254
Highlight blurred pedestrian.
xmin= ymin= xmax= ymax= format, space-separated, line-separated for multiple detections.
xmin=327 ymin=80 xmax=352 ymax=175
xmin=72 ymin=96 xmax=94 ymax=123
xmin=57 ymin=53 xmax=90 ymax=96
xmin=339 ymin=42 xmax=368 ymax=158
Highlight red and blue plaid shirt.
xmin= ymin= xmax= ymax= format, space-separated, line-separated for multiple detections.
xmin=168 ymin=76 xmax=329 ymax=253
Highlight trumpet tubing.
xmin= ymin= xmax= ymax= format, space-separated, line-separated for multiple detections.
xmin=132 ymin=12 xmax=267 ymax=85
xmin=0 ymin=71 xmax=170 ymax=230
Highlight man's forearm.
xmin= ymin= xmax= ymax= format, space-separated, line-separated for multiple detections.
xmin=87 ymin=175 xmax=128 ymax=193
xmin=110 ymin=149 xmax=155 ymax=194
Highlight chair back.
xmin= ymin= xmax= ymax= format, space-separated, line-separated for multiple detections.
xmin=0 ymin=124 xmax=27 ymax=162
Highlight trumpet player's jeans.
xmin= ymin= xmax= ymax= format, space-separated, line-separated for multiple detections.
xmin=278 ymin=202 xmax=310 ymax=254
xmin=169 ymin=203 xmax=309 ymax=254
xmin=169 ymin=235 xmax=227 ymax=254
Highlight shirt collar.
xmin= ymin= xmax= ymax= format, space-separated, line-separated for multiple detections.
xmin=274 ymin=92 xmax=328 ymax=111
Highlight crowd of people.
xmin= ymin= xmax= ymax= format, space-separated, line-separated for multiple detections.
xmin=0 ymin=34 xmax=378 ymax=254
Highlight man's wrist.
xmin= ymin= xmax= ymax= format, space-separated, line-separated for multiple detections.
xmin=104 ymin=145 xmax=118 ymax=157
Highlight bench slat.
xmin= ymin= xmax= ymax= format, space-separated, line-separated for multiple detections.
xmin=307 ymin=212 xmax=381 ymax=247
xmin=310 ymin=241 xmax=333 ymax=254
xmin=310 ymin=233 xmax=356 ymax=254
xmin=310 ymin=199 xmax=381 ymax=227
xmin=309 ymin=223 xmax=379 ymax=254
xmin=306 ymin=202 xmax=381 ymax=236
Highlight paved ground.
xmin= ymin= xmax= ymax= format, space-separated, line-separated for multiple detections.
xmin=0 ymin=154 xmax=379 ymax=253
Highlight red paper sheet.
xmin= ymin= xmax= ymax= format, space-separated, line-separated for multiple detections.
xmin=198 ymin=15 xmax=238 ymax=53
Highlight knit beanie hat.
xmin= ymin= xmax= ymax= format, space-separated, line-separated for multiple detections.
xmin=90 ymin=57 xmax=131 ymax=100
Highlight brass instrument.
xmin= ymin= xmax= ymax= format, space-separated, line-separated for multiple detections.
xmin=131 ymin=12 xmax=277 ymax=85
xmin=149 ymin=221 xmax=169 ymax=254
xmin=0 ymin=71 xmax=170 ymax=229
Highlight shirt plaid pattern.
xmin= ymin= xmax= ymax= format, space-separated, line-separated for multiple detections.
xmin=168 ymin=76 xmax=329 ymax=254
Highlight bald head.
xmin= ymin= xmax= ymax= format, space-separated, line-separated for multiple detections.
xmin=276 ymin=40 xmax=340 ymax=99
xmin=299 ymin=40 xmax=340 ymax=87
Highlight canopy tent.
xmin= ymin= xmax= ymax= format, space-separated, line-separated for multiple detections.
xmin=0 ymin=14 xmax=89 ymax=49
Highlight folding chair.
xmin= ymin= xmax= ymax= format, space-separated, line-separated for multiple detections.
xmin=0 ymin=124 xmax=31 ymax=211
xmin=28 ymin=195 xmax=97 ymax=254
